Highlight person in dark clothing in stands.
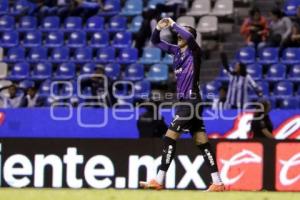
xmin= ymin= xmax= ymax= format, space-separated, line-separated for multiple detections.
xmin=251 ymin=100 xmax=274 ymax=139
xmin=137 ymin=103 xmax=168 ymax=138
xmin=81 ymin=66 xmax=115 ymax=107
xmin=293 ymin=6 xmax=300 ymax=27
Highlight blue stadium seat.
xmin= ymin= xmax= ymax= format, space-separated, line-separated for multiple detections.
xmin=64 ymin=17 xmax=82 ymax=31
xmin=74 ymin=47 xmax=93 ymax=63
xmin=139 ymin=47 xmax=162 ymax=64
xmin=41 ymin=16 xmax=60 ymax=31
xmin=124 ymin=63 xmax=144 ymax=81
xmin=216 ymin=68 xmax=230 ymax=82
xmin=281 ymin=48 xmax=300 ymax=64
xmin=54 ymin=62 xmax=76 ymax=80
xmin=61 ymin=81 xmax=77 ymax=97
xmin=23 ymin=31 xmax=42 ymax=47
xmin=108 ymin=16 xmax=127 ymax=32
xmin=81 ymin=63 xmax=96 ymax=74
xmin=134 ymin=80 xmax=151 ymax=99
xmin=0 ymin=0 xmax=8 ymax=15
xmin=246 ymin=63 xmax=262 ymax=80
xmin=38 ymin=79 xmax=52 ymax=97
xmin=288 ymin=64 xmax=300 ymax=82
xmin=50 ymin=47 xmax=70 ymax=63
xmin=117 ymin=48 xmax=138 ymax=64
xmin=19 ymin=16 xmax=37 ymax=31
xmin=0 ymin=31 xmax=19 ymax=47
xmin=203 ymin=80 xmax=222 ymax=99
xmin=236 ymin=47 xmax=256 ymax=64
xmin=28 ymin=47 xmax=48 ymax=62
xmin=95 ymin=47 xmax=116 ymax=63
xmin=112 ymin=81 xmax=133 ymax=99
xmin=277 ymin=97 xmax=299 ymax=109
xmin=147 ymin=63 xmax=169 ymax=83
xmin=148 ymin=0 xmax=165 ymax=9
xmin=31 ymin=62 xmax=52 ymax=80
xmin=265 ymin=63 xmax=286 ymax=82
xmin=11 ymin=0 xmax=31 ymax=15
xmin=0 ymin=15 xmax=15 ymax=30
xmin=89 ymin=31 xmax=109 ymax=48
xmin=273 ymin=81 xmax=294 ymax=98
xmin=85 ymin=16 xmax=104 ymax=31
xmin=112 ymin=32 xmax=132 ymax=48
xmin=44 ymin=31 xmax=64 ymax=47
xmin=258 ymin=47 xmax=279 ymax=65
xmin=99 ymin=0 xmax=121 ymax=16
xmin=249 ymin=80 xmax=269 ymax=98
xmin=5 ymin=47 xmax=25 ymax=62
xmin=19 ymin=80 xmax=35 ymax=89
xmin=284 ymin=0 xmax=300 ymax=16
xmin=162 ymin=54 xmax=173 ymax=64
xmin=9 ymin=62 xmax=30 ymax=80
xmin=66 ymin=31 xmax=86 ymax=47
xmin=105 ymin=63 xmax=120 ymax=80
xmin=121 ymin=0 xmax=143 ymax=16
xmin=128 ymin=15 xmax=143 ymax=33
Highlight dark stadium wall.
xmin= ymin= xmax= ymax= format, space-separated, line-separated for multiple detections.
xmin=0 ymin=138 xmax=299 ymax=191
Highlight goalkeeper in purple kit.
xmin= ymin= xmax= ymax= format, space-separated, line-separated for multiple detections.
xmin=139 ymin=18 xmax=225 ymax=192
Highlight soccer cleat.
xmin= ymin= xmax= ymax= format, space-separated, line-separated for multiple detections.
xmin=206 ymin=183 xmax=225 ymax=192
xmin=139 ymin=179 xmax=163 ymax=190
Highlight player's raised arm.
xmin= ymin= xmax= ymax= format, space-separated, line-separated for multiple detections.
xmin=220 ymin=52 xmax=234 ymax=75
xmin=151 ymin=19 xmax=178 ymax=55
xmin=167 ymin=18 xmax=199 ymax=50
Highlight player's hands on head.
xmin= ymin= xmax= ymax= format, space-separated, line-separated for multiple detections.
xmin=156 ymin=18 xmax=175 ymax=30
xmin=157 ymin=18 xmax=170 ymax=30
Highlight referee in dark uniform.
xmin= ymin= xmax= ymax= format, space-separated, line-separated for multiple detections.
xmin=251 ymin=100 xmax=274 ymax=139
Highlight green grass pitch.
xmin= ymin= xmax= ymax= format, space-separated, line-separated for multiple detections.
xmin=1 ymin=189 xmax=300 ymax=200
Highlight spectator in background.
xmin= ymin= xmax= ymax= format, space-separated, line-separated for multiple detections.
xmin=268 ymin=8 xmax=292 ymax=47
xmin=293 ymin=6 xmax=300 ymax=26
xmin=212 ymin=86 xmax=228 ymax=110
xmin=134 ymin=9 xmax=160 ymax=56
xmin=250 ymin=100 xmax=274 ymax=139
xmin=137 ymin=102 xmax=167 ymax=138
xmin=280 ymin=23 xmax=300 ymax=50
xmin=81 ymin=66 xmax=115 ymax=107
xmin=0 ymin=84 xmax=24 ymax=108
xmin=23 ymin=86 xmax=40 ymax=108
xmin=240 ymin=7 xmax=268 ymax=50
xmin=221 ymin=52 xmax=263 ymax=109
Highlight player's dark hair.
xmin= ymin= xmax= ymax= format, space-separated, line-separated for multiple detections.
xmin=184 ymin=25 xmax=197 ymax=39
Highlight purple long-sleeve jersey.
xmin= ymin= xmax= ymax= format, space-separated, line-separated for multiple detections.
xmin=151 ymin=23 xmax=202 ymax=100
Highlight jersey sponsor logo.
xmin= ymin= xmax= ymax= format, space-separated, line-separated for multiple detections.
xmin=217 ymin=142 xmax=263 ymax=190
xmin=276 ymin=143 xmax=300 ymax=191
xmin=174 ymin=68 xmax=183 ymax=75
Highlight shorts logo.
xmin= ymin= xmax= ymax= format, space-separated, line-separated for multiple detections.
xmin=217 ymin=142 xmax=263 ymax=190
xmin=276 ymin=143 xmax=300 ymax=191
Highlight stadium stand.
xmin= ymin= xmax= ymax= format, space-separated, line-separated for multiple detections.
xmin=0 ymin=0 xmax=298 ymax=109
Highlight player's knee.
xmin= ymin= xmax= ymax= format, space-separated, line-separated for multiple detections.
xmin=165 ymin=129 xmax=180 ymax=140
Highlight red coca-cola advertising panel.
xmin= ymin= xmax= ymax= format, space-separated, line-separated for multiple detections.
xmin=217 ymin=142 xmax=263 ymax=190
xmin=276 ymin=143 xmax=300 ymax=191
